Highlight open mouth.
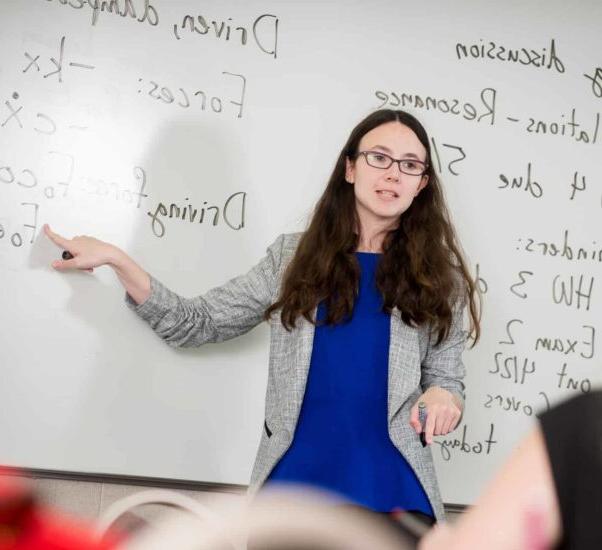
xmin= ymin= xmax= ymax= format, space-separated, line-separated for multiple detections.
xmin=376 ymin=190 xmax=399 ymax=198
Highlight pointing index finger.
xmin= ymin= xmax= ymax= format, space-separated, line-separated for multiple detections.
xmin=44 ymin=224 xmax=71 ymax=250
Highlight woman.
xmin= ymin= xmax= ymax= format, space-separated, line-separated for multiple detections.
xmin=44 ymin=109 xmax=480 ymax=522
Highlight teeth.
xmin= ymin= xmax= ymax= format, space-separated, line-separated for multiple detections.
xmin=377 ymin=190 xmax=397 ymax=198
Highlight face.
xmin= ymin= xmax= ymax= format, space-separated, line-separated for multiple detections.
xmin=345 ymin=121 xmax=429 ymax=232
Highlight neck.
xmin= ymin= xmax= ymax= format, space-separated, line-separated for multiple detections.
xmin=356 ymin=219 xmax=396 ymax=253
xmin=356 ymin=229 xmax=390 ymax=252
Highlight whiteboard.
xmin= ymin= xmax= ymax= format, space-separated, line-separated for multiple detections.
xmin=1 ymin=0 xmax=600 ymax=505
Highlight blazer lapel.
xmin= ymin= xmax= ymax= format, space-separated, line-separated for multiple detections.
xmin=388 ymin=309 xmax=421 ymax=422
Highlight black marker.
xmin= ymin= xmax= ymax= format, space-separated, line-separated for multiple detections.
xmin=62 ymin=251 xmax=73 ymax=260
xmin=418 ymin=402 xmax=427 ymax=447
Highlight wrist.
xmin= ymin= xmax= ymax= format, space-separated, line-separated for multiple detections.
xmin=106 ymin=245 xmax=127 ymax=269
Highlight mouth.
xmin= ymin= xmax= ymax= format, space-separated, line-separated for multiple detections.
xmin=376 ymin=190 xmax=399 ymax=199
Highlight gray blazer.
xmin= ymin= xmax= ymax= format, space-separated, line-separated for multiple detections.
xmin=127 ymin=233 xmax=467 ymax=520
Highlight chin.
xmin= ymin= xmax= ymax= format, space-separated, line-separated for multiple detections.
xmin=372 ymin=204 xmax=406 ymax=219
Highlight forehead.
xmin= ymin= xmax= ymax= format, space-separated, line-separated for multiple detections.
xmin=358 ymin=121 xmax=427 ymax=159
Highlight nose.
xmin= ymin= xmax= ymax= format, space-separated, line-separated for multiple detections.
xmin=385 ymin=161 xmax=401 ymax=182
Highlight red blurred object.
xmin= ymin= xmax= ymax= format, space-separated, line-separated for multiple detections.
xmin=0 ymin=469 xmax=120 ymax=550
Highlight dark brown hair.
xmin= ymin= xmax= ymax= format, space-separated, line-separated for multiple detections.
xmin=265 ymin=109 xmax=480 ymax=346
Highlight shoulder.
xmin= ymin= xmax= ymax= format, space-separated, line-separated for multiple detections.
xmin=279 ymin=232 xmax=303 ymax=249
xmin=258 ymin=233 xmax=304 ymax=285
xmin=267 ymin=232 xmax=303 ymax=263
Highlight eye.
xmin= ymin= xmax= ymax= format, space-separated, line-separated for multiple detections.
xmin=401 ymin=160 xmax=425 ymax=174
xmin=364 ymin=151 xmax=393 ymax=168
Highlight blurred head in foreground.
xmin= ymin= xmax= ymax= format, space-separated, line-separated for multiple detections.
xmin=125 ymin=485 xmax=419 ymax=550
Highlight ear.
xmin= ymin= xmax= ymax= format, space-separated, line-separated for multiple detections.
xmin=415 ymin=174 xmax=429 ymax=196
xmin=345 ymin=157 xmax=355 ymax=184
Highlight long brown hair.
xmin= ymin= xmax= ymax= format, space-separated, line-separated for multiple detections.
xmin=266 ymin=109 xmax=480 ymax=346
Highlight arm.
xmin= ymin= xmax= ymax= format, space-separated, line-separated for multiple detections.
xmin=419 ymin=426 xmax=562 ymax=550
xmin=44 ymin=224 xmax=151 ymax=304
xmin=126 ymin=235 xmax=287 ymax=347
xmin=409 ymin=300 xmax=467 ymax=443
xmin=45 ymin=224 xmax=289 ymax=348
xmin=420 ymin=299 xmax=467 ymax=403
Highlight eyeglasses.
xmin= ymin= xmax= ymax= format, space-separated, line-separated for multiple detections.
xmin=356 ymin=151 xmax=428 ymax=176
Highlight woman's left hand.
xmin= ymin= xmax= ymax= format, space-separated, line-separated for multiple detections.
xmin=409 ymin=387 xmax=462 ymax=445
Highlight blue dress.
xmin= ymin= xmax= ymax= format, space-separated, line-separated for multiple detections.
xmin=266 ymin=252 xmax=433 ymax=516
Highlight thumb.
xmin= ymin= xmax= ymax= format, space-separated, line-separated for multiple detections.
xmin=51 ymin=258 xmax=79 ymax=271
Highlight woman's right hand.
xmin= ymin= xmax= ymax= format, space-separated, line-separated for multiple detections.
xmin=44 ymin=224 xmax=120 ymax=272
xmin=44 ymin=224 xmax=152 ymax=304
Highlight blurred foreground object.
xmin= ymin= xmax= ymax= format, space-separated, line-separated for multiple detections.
xmin=0 ymin=470 xmax=118 ymax=550
xmin=120 ymin=486 xmax=420 ymax=550
xmin=96 ymin=489 xmax=234 ymax=549
xmin=420 ymin=391 xmax=602 ymax=549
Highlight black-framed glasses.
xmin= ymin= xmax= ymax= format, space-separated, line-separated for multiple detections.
xmin=356 ymin=151 xmax=428 ymax=176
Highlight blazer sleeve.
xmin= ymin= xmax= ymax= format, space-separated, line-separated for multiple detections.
xmin=124 ymin=234 xmax=288 ymax=347
xmin=420 ymin=298 xmax=468 ymax=408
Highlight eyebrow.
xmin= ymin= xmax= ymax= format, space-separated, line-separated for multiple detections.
xmin=369 ymin=145 xmax=423 ymax=160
